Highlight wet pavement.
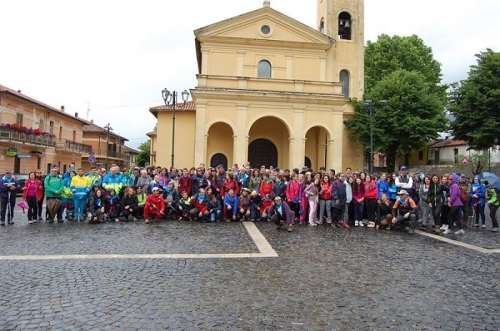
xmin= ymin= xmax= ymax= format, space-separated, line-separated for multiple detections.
xmin=0 ymin=211 xmax=499 ymax=330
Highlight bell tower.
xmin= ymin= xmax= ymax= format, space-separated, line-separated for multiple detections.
xmin=317 ymin=0 xmax=364 ymax=99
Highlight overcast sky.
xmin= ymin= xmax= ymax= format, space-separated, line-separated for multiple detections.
xmin=1 ymin=0 xmax=498 ymax=148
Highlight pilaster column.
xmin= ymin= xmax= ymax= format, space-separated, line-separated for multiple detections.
xmin=237 ymin=51 xmax=245 ymax=76
xmin=194 ymin=102 xmax=207 ymax=165
xmin=233 ymin=104 xmax=248 ymax=165
xmin=289 ymin=106 xmax=305 ymax=167
xmin=327 ymin=109 xmax=344 ymax=171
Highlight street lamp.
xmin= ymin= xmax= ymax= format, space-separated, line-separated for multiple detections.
xmin=104 ymin=123 xmax=113 ymax=170
xmin=162 ymin=88 xmax=190 ymax=168
xmin=364 ymin=100 xmax=387 ymax=174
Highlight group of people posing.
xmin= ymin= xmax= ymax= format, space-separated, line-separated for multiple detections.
xmin=0 ymin=162 xmax=498 ymax=235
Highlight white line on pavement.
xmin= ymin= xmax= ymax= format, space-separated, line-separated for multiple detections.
xmin=416 ymin=230 xmax=500 ymax=254
xmin=0 ymin=222 xmax=278 ymax=261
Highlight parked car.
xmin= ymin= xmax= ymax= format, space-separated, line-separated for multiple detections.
xmin=0 ymin=173 xmax=29 ymax=196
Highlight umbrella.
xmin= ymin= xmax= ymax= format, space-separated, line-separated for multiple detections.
xmin=46 ymin=199 xmax=61 ymax=220
xmin=483 ymin=172 xmax=500 ymax=190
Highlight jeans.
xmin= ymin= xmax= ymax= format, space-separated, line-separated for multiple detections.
xmin=353 ymin=203 xmax=363 ymax=222
xmin=318 ymin=199 xmax=332 ymax=223
xmin=396 ymin=213 xmax=417 ymax=230
xmin=210 ymin=210 xmax=222 ymax=222
xmin=489 ymin=204 xmax=499 ymax=228
xmin=474 ymin=203 xmax=486 ymax=225
xmin=1 ymin=195 xmax=16 ymax=222
xmin=431 ymin=204 xmax=443 ymax=226
xmin=26 ymin=196 xmax=38 ymax=221
xmin=420 ymin=202 xmax=434 ymax=226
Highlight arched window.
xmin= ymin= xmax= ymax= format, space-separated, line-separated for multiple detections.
xmin=319 ymin=18 xmax=325 ymax=34
xmin=257 ymin=60 xmax=272 ymax=78
xmin=338 ymin=12 xmax=352 ymax=40
xmin=340 ymin=70 xmax=350 ymax=96
xmin=210 ymin=153 xmax=228 ymax=170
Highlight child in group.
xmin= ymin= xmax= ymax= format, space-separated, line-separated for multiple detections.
xmin=105 ymin=188 xmax=122 ymax=222
xmin=238 ymin=188 xmax=251 ymax=221
xmin=207 ymin=194 xmax=222 ymax=222
xmin=259 ymin=194 xmax=273 ymax=221
xmin=177 ymin=191 xmax=192 ymax=220
xmin=223 ymin=187 xmax=238 ymax=222
xmin=249 ymin=190 xmax=262 ymax=222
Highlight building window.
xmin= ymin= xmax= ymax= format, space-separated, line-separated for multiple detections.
xmin=49 ymin=121 xmax=54 ymax=135
xmin=418 ymin=150 xmax=424 ymax=160
xmin=319 ymin=18 xmax=325 ymax=34
xmin=258 ymin=60 xmax=272 ymax=78
xmin=339 ymin=70 xmax=349 ymax=96
xmin=261 ymin=25 xmax=271 ymax=35
xmin=39 ymin=119 xmax=44 ymax=131
xmin=338 ymin=12 xmax=352 ymax=40
xmin=16 ymin=113 xmax=23 ymax=125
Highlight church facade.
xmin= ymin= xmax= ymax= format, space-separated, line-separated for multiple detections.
xmin=150 ymin=0 xmax=365 ymax=171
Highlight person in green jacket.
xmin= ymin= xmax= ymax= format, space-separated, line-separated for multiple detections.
xmin=485 ymin=181 xmax=499 ymax=232
xmin=44 ymin=166 xmax=64 ymax=222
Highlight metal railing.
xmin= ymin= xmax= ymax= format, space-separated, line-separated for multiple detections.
xmin=0 ymin=128 xmax=56 ymax=147
xmin=56 ymin=139 xmax=93 ymax=153
xmin=97 ymin=149 xmax=129 ymax=161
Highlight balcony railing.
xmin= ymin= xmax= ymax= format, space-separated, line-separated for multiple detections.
xmin=55 ymin=139 xmax=93 ymax=154
xmin=96 ymin=149 xmax=129 ymax=161
xmin=0 ymin=128 xmax=56 ymax=147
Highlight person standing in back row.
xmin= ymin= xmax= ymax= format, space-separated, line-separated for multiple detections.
xmin=0 ymin=170 xmax=20 ymax=225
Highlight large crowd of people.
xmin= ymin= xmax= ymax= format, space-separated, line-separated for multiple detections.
xmin=0 ymin=162 xmax=498 ymax=234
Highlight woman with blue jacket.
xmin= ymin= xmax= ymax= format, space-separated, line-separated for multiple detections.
xmin=470 ymin=175 xmax=486 ymax=227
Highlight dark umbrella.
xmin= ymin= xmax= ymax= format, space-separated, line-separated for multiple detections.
xmin=483 ymin=172 xmax=500 ymax=190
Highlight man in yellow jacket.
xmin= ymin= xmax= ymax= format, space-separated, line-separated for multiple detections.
xmin=71 ymin=168 xmax=92 ymax=222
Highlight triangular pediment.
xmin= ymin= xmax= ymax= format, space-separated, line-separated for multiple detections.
xmin=195 ymin=6 xmax=333 ymax=46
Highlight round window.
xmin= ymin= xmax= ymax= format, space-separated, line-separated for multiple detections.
xmin=261 ymin=25 xmax=271 ymax=35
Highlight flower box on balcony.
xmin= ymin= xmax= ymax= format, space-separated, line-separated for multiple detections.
xmin=0 ymin=129 xmax=11 ymax=139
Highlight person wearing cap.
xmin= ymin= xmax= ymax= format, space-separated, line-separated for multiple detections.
xmin=0 ymin=170 xmax=20 ymax=225
xmin=238 ymin=188 xmax=251 ymax=221
xmin=144 ymin=186 xmax=165 ymax=223
xmin=396 ymin=166 xmax=414 ymax=197
xmin=268 ymin=195 xmax=295 ymax=232
xmin=392 ymin=189 xmax=418 ymax=234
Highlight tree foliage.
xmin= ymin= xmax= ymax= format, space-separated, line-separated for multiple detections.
xmin=456 ymin=151 xmax=488 ymax=176
xmin=136 ymin=140 xmax=151 ymax=167
xmin=449 ymin=49 xmax=500 ymax=149
xmin=345 ymin=34 xmax=448 ymax=172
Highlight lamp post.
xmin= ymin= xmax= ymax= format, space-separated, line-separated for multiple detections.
xmin=162 ymin=88 xmax=190 ymax=168
xmin=104 ymin=123 xmax=113 ymax=170
xmin=364 ymin=100 xmax=387 ymax=174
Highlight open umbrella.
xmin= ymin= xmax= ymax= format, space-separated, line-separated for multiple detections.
xmin=483 ymin=172 xmax=500 ymax=190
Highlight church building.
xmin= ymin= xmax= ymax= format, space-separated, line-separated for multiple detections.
xmin=149 ymin=0 xmax=365 ymax=170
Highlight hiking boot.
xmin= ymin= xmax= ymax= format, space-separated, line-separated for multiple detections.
xmin=287 ymin=225 xmax=294 ymax=232
xmin=491 ymin=227 xmax=499 ymax=232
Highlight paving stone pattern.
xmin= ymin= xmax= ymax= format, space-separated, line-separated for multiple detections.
xmin=0 ymin=215 xmax=499 ymax=330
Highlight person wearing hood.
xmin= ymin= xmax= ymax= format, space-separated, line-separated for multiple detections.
xmin=469 ymin=175 xmax=486 ymax=228
xmin=485 ymin=181 xmax=499 ymax=232
xmin=445 ymin=175 xmax=464 ymax=235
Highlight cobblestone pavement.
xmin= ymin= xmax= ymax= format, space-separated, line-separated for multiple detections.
xmin=0 ymin=212 xmax=499 ymax=330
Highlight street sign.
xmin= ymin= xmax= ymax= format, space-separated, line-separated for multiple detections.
xmin=88 ymin=155 xmax=96 ymax=163
xmin=461 ymin=156 xmax=470 ymax=165
xmin=17 ymin=154 xmax=31 ymax=158
xmin=6 ymin=147 xmax=17 ymax=157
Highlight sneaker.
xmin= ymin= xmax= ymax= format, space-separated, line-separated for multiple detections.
xmin=133 ymin=217 xmax=138 ymax=221
xmin=443 ymin=229 xmax=452 ymax=235
xmin=178 ymin=217 xmax=183 ymax=221
xmin=490 ymin=227 xmax=499 ymax=232
xmin=276 ymin=222 xmax=284 ymax=230
xmin=455 ymin=229 xmax=465 ymax=235
xmin=420 ymin=224 xmax=427 ymax=230
xmin=472 ymin=223 xmax=479 ymax=227
xmin=368 ymin=222 xmax=375 ymax=228
xmin=339 ymin=221 xmax=350 ymax=229
xmin=145 ymin=219 xmax=149 ymax=223
xmin=115 ymin=218 xmax=120 ymax=222
xmin=308 ymin=222 xmax=317 ymax=226
xmin=38 ymin=217 xmax=43 ymax=221
xmin=440 ymin=224 xmax=446 ymax=230
xmin=355 ymin=220 xmax=359 ymax=227
xmin=28 ymin=220 xmax=33 ymax=224
xmin=287 ymin=225 xmax=294 ymax=232
xmin=32 ymin=219 xmax=37 ymax=223
xmin=408 ymin=228 xmax=415 ymax=235
xmin=299 ymin=221 xmax=304 ymax=226
xmin=359 ymin=221 xmax=364 ymax=227
xmin=481 ymin=224 xmax=486 ymax=228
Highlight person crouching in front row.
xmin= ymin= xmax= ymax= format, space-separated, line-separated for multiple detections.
xmin=268 ymin=196 xmax=295 ymax=232
xmin=144 ymin=187 xmax=165 ymax=223
xmin=189 ymin=188 xmax=210 ymax=222
xmin=105 ymin=188 xmax=122 ymax=222
xmin=224 ymin=187 xmax=238 ymax=222
xmin=207 ymin=194 xmax=222 ymax=222
xmin=87 ymin=189 xmax=105 ymax=223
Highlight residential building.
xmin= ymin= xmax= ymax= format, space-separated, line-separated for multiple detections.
xmin=150 ymin=0 xmax=365 ymax=170
xmin=0 ymin=84 xmax=90 ymax=174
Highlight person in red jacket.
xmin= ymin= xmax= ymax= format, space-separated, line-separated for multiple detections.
xmin=364 ymin=175 xmax=379 ymax=227
xmin=318 ymin=175 xmax=333 ymax=224
xmin=144 ymin=187 xmax=165 ymax=223
xmin=22 ymin=171 xmax=44 ymax=224
xmin=220 ymin=172 xmax=239 ymax=198
xmin=177 ymin=168 xmax=192 ymax=199
xmin=259 ymin=173 xmax=274 ymax=198
xmin=286 ymin=173 xmax=301 ymax=220
xmin=190 ymin=188 xmax=210 ymax=222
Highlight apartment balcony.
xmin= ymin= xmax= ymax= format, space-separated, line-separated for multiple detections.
xmin=0 ymin=127 xmax=56 ymax=147
xmin=55 ymin=139 xmax=93 ymax=154
xmin=84 ymin=149 xmax=129 ymax=161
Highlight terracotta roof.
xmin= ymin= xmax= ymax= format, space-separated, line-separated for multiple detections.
xmin=146 ymin=131 xmax=157 ymax=137
xmin=428 ymin=139 xmax=467 ymax=149
xmin=149 ymin=101 xmax=196 ymax=115
xmin=82 ymin=121 xmax=129 ymax=141
xmin=0 ymin=84 xmax=87 ymax=124
xmin=123 ymin=145 xmax=139 ymax=154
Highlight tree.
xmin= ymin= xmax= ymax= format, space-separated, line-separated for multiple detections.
xmin=449 ymin=49 xmax=500 ymax=149
xmin=456 ymin=151 xmax=488 ymax=176
xmin=345 ymin=34 xmax=448 ymax=172
xmin=136 ymin=140 xmax=151 ymax=166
